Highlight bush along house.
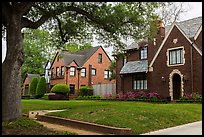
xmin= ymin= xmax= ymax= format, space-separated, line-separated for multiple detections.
xmin=49 ymin=46 xmax=115 ymax=98
xmin=115 ymin=16 xmax=202 ymax=101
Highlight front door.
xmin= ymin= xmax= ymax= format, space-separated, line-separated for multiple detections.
xmin=172 ymin=74 xmax=181 ymax=100
xmin=70 ymin=84 xmax=75 ymax=94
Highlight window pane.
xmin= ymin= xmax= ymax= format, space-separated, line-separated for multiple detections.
xmin=136 ymin=80 xmax=140 ymax=90
xmin=177 ymin=50 xmax=181 ymax=63
xmin=92 ymin=69 xmax=96 ymax=75
xmin=141 ymin=80 xmax=144 ymax=89
xmin=70 ymin=67 xmax=75 ymax=76
xmin=133 ymin=80 xmax=136 ymax=90
xmin=81 ymin=68 xmax=86 ymax=77
xmin=144 ymin=80 xmax=147 ymax=89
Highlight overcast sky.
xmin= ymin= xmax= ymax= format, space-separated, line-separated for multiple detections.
xmin=2 ymin=2 xmax=202 ymax=63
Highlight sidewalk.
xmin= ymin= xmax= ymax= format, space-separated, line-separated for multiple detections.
xmin=141 ymin=121 xmax=202 ymax=135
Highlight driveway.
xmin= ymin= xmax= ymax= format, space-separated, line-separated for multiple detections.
xmin=141 ymin=121 xmax=202 ymax=135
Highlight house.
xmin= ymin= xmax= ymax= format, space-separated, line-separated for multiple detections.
xmin=22 ymin=73 xmax=40 ymax=96
xmin=115 ymin=16 xmax=202 ymax=100
xmin=49 ymin=46 xmax=115 ymax=97
xmin=44 ymin=60 xmax=51 ymax=91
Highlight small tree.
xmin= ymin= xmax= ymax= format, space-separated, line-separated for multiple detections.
xmin=50 ymin=84 xmax=70 ymax=100
xmin=29 ymin=76 xmax=39 ymax=97
xmin=36 ymin=76 xmax=47 ymax=99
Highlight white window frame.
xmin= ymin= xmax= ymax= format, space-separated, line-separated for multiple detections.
xmin=91 ymin=68 xmax=96 ymax=76
xmin=167 ymin=46 xmax=185 ymax=67
xmin=70 ymin=67 xmax=75 ymax=76
xmin=140 ymin=47 xmax=147 ymax=59
xmin=81 ymin=68 xmax=86 ymax=77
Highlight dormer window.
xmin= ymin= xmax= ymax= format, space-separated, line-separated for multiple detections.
xmin=140 ymin=47 xmax=147 ymax=59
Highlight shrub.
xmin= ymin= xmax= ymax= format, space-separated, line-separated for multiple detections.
xmin=36 ymin=76 xmax=47 ymax=99
xmin=48 ymin=93 xmax=67 ymax=100
xmin=78 ymin=86 xmax=93 ymax=96
xmin=51 ymin=84 xmax=70 ymax=95
xmin=29 ymin=76 xmax=39 ymax=97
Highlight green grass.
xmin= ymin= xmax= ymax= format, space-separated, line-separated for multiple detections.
xmin=22 ymin=99 xmax=202 ymax=134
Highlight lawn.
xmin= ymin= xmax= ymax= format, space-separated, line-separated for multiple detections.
xmin=22 ymin=99 xmax=202 ymax=135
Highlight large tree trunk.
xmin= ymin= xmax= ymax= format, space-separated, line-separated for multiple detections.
xmin=2 ymin=13 xmax=24 ymax=121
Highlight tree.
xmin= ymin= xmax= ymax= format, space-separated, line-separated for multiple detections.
xmin=29 ymin=76 xmax=39 ymax=97
xmin=36 ymin=76 xmax=46 ymax=99
xmin=156 ymin=2 xmax=189 ymax=26
xmin=2 ymin=2 xmax=159 ymax=121
xmin=21 ymin=29 xmax=56 ymax=83
xmin=109 ymin=60 xmax=116 ymax=81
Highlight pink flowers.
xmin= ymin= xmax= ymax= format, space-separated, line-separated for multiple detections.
xmin=104 ymin=91 xmax=161 ymax=100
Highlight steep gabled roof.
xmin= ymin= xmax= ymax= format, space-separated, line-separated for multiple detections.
xmin=50 ymin=46 xmax=111 ymax=68
xmin=165 ymin=16 xmax=202 ymax=38
xmin=23 ymin=73 xmax=40 ymax=84
xmin=149 ymin=17 xmax=202 ymax=68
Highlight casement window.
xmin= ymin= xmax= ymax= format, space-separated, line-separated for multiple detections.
xmin=140 ymin=47 xmax=147 ymax=59
xmin=56 ymin=67 xmax=59 ymax=77
xmin=104 ymin=70 xmax=112 ymax=79
xmin=169 ymin=48 xmax=183 ymax=65
xmin=98 ymin=53 xmax=102 ymax=63
xmin=91 ymin=68 xmax=96 ymax=76
xmin=70 ymin=67 xmax=75 ymax=76
xmin=81 ymin=68 xmax=86 ymax=77
xmin=61 ymin=66 xmax=64 ymax=76
xmin=133 ymin=74 xmax=147 ymax=90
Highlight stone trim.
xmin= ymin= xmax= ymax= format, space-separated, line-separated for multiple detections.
xmin=169 ymin=69 xmax=184 ymax=101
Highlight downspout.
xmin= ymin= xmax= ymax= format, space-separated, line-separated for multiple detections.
xmin=88 ymin=64 xmax=92 ymax=87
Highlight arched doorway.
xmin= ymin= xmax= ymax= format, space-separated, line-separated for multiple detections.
xmin=172 ymin=74 xmax=181 ymax=100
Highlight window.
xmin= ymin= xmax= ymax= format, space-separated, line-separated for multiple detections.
xmin=140 ymin=47 xmax=147 ymax=59
xmin=56 ymin=67 xmax=59 ymax=77
xmin=70 ymin=67 xmax=75 ymax=76
xmin=104 ymin=70 xmax=112 ymax=79
xmin=169 ymin=48 xmax=183 ymax=65
xmin=81 ymin=68 xmax=86 ymax=77
xmin=91 ymin=68 xmax=96 ymax=76
xmin=98 ymin=53 xmax=102 ymax=63
xmin=61 ymin=66 xmax=64 ymax=76
xmin=133 ymin=74 xmax=147 ymax=90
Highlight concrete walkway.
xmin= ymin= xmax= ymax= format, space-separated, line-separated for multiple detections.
xmin=141 ymin=121 xmax=202 ymax=135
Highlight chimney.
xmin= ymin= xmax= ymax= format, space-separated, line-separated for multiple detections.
xmin=159 ymin=20 xmax=165 ymax=38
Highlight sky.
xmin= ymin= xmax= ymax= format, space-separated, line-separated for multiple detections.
xmin=2 ymin=2 xmax=202 ymax=63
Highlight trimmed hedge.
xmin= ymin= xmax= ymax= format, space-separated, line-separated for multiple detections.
xmin=51 ymin=84 xmax=70 ymax=94
xmin=36 ymin=76 xmax=46 ymax=99
xmin=78 ymin=86 xmax=93 ymax=96
xmin=29 ymin=76 xmax=39 ymax=97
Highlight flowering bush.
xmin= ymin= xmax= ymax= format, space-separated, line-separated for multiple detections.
xmin=114 ymin=91 xmax=161 ymax=100
xmin=180 ymin=92 xmax=202 ymax=101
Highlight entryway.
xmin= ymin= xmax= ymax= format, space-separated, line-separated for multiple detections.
xmin=172 ymin=74 xmax=181 ymax=100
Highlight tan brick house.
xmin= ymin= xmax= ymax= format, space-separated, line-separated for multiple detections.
xmin=50 ymin=46 xmax=115 ymax=96
xmin=115 ymin=17 xmax=202 ymax=100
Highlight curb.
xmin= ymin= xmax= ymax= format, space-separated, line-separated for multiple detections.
xmin=36 ymin=114 xmax=132 ymax=135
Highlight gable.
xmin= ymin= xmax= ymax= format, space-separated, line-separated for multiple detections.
xmin=149 ymin=23 xmax=202 ymax=68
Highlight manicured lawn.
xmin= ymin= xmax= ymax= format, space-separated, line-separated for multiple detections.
xmin=22 ymin=99 xmax=202 ymax=134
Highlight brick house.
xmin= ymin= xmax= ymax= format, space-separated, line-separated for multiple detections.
xmin=115 ymin=17 xmax=202 ymax=100
xmin=50 ymin=46 xmax=115 ymax=96
xmin=22 ymin=73 xmax=40 ymax=96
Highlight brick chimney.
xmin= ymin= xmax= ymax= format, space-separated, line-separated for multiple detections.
xmin=158 ymin=20 xmax=165 ymax=38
